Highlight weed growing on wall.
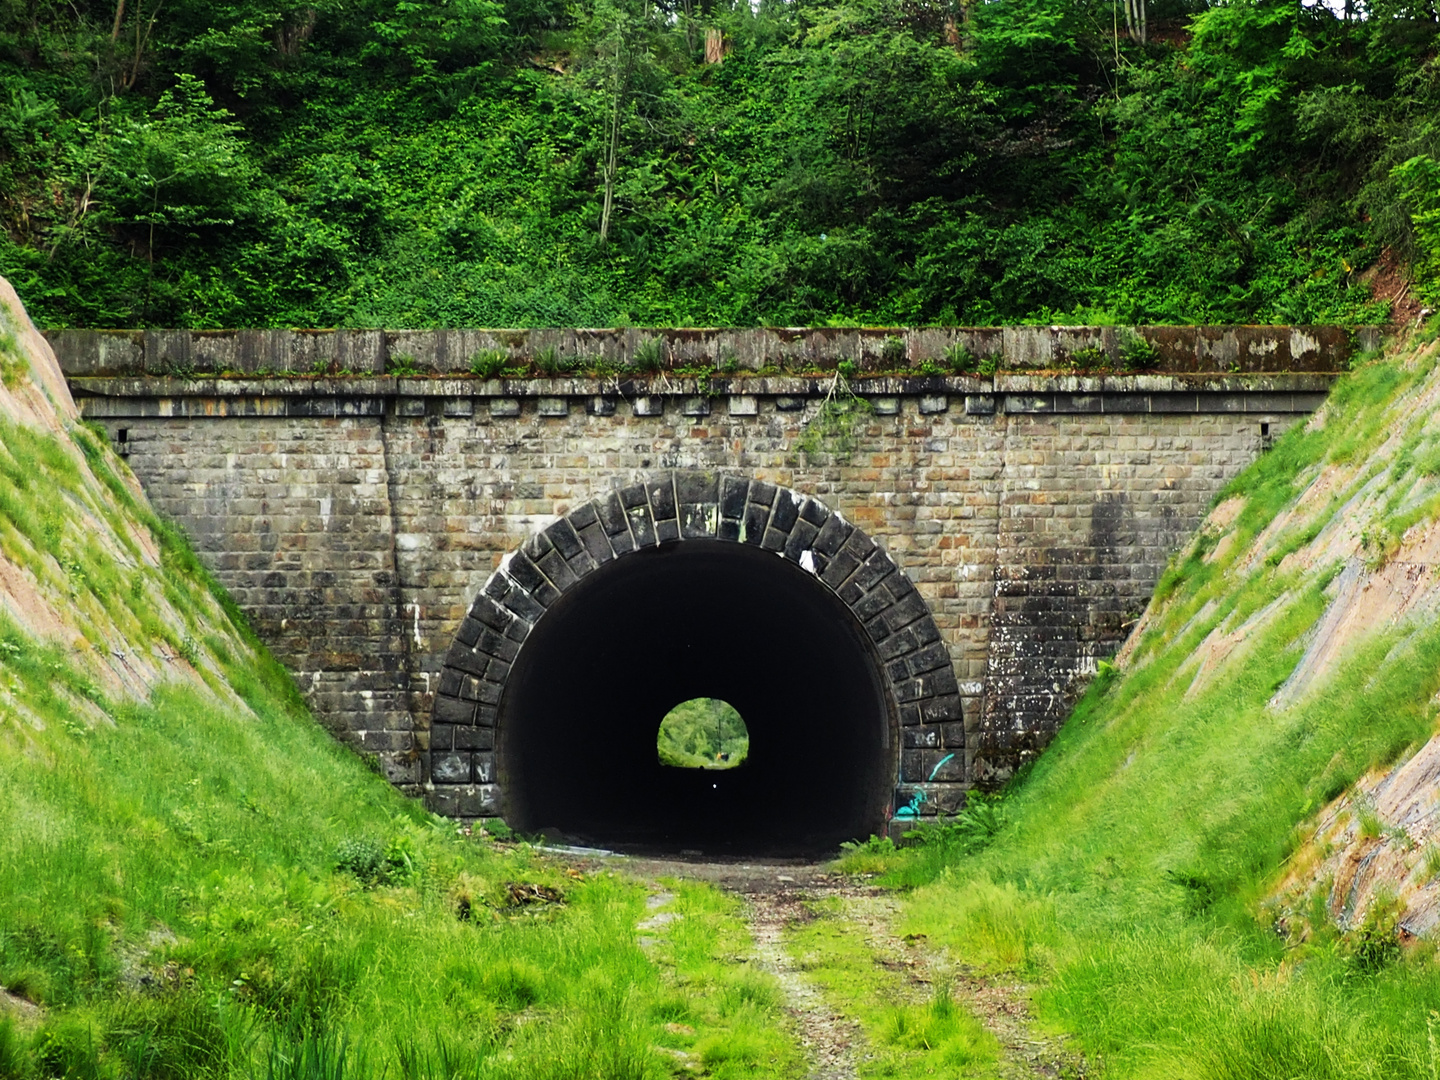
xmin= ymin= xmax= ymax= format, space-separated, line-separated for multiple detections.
xmin=791 ymin=374 xmax=875 ymax=463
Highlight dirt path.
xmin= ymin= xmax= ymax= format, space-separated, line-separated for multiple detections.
xmin=601 ymin=854 xmax=1086 ymax=1080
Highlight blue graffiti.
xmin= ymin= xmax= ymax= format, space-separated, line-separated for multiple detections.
xmin=892 ymin=753 xmax=955 ymax=819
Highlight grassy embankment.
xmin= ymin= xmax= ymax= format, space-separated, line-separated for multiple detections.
xmin=842 ymin=318 xmax=1440 ymax=1078
xmin=0 ymin=386 xmax=795 ymax=1077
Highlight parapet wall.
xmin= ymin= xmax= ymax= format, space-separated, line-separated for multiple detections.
xmin=48 ymin=324 xmax=1377 ymax=378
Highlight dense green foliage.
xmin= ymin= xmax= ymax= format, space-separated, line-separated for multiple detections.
xmin=1 ymin=0 xmax=1437 ymax=327
xmin=841 ymin=325 xmax=1440 ymax=1078
xmin=656 ymin=697 xmax=749 ymax=769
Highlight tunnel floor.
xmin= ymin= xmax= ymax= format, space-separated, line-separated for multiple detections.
xmin=498 ymin=539 xmax=897 ymax=855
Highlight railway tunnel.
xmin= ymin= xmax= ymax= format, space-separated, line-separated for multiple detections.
xmin=430 ymin=471 xmax=964 ymax=854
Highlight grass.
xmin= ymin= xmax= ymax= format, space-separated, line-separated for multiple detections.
xmin=784 ymin=896 xmax=1000 ymax=1078
xmin=834 ymin=335 xmax=1440 ymax=1078
xmin=643 ymin=881 xmax=798 ymax=1080
xmin=0 ymin=398 xmax=798 ymax=1078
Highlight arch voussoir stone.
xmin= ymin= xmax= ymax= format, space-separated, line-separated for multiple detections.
xmin=428 ymin=468 xmax=964 ymax=825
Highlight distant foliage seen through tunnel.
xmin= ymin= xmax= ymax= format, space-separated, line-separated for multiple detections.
xmin=657 ymin=698 xmax=749 ymax=770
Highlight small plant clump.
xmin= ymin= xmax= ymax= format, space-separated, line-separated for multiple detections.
xmin=0 ymin=308 xmax=28 ymax=390
xmin=469 ymin=348 xmax=508 ymax=378
xmin=533 ymin=345 xmax=571 ymax=376
xmin=944 ymin=342 xmax=978 ymax=373
xmin=1119 ymin=331 xmax=1161 ymax=370
xmin=385 ymin=352 xmax=422 ymax=376
xmin=632 ymin=337 xmax=665 ymax=374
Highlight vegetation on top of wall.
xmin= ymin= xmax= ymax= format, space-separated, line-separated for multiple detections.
xmin=841 ymin=319 xmax=1440 ymax=1078
xmin=0 ymin=0 xmax=1436 ymax=329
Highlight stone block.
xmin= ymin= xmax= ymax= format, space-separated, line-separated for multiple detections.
xmin=453 ymin=725 xmax=495 ymax=750
xmin=443 ymin=398 xmax=474 ymax=418
xmin=432 ymin=752 xmax=472 ymax=784
xmin=729 ymin=395 xmax=758 ymax=416
xmin=490 ymin=398 xmax=521 ymax=417
xmin=538 ymin=397 xmax=568 ymax=417
xmin=720 ymin=475 xmax=749 ymax=518
xmin=676 ymin=470 xmax=719 ymax=505
xmin=771 ymin=488 xmax=800 ymax=532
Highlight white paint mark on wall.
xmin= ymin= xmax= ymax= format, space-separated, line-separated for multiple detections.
xmin=799 ymin=549 xmax=817 ymax=574
xmin=319 ymin=496 xmax=332 ymax=529
xmin=409 ymin=602 xmax=423 ymax=648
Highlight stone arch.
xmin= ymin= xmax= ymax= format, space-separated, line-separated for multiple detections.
xmin=429 ymin=470 xmax=962 ymax=850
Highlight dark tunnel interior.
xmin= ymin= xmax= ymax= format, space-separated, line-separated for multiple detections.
xmin=499 ymin=540 xmax=897 ymax=854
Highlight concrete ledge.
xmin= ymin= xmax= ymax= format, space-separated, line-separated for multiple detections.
xmin=68 ymin=371 xmax=1341 ymax=420
xmin=46 ymin=324 xmax=1381 ymax=378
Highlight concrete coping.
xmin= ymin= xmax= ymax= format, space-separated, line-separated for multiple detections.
xmin=46 ymin=324 xmax=1383 ymax=379
xmin=67 ymin=371 xmax=1342 ymax=399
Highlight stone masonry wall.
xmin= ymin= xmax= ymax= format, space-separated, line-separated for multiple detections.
xmin=72 ymin=375 xmax=1316 ymax=811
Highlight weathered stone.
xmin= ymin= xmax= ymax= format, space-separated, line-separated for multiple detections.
xmin=432 ymin=753 xmax=472 ymax=784
xmin=80 ymin=358 xmax=1328 ymax=813
xmin=729 ymin=395 xmax=758 ymax=416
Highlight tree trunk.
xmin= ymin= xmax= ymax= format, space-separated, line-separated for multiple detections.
xmin=599 ymin=72 xmax=622 ymax=242
xmin=704 ymin=26 xmax=724 ymax=64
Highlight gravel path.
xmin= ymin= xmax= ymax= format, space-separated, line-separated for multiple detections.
xmin=588 ymin=853 xmax=1088 ymax=1080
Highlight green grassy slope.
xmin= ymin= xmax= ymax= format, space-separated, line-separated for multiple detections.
xmin=858 ymin=318 xmax=1440 ymax=1079
xmin=0 ymin=290 xmax=796 ymax=1079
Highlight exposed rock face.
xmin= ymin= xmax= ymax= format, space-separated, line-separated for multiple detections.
xmin=0 ymin=276 xmax=255 ymax=706
xmin=1116 ymin=333 xmax=1440 ymax=939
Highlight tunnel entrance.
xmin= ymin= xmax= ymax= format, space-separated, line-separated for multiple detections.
xmin=657 ymin=698 xmax=749 ymax=770
xmin=430 ymin=471 xmax=965 ymax=855
xmin=500 ymin=540 xmax=894 ymax=853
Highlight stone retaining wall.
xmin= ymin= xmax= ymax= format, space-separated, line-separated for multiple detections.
xmin=56 ymin=363 xmax=1336 ymax=820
